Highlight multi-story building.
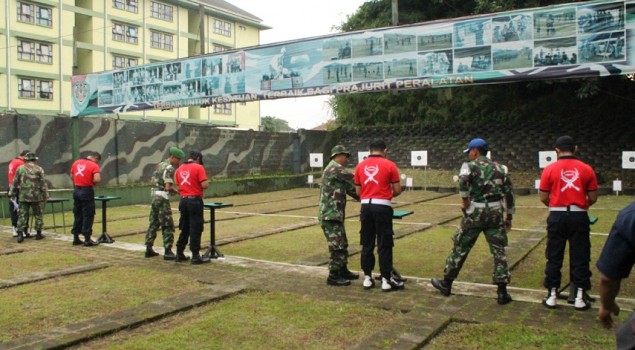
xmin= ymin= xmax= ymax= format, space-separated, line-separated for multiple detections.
xmin=0 ymin=0 xmax=269 ymax=129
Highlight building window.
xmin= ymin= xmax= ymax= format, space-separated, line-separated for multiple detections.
xmin=214 ymin=103 xmax=232 ymax=114
xmin=113 ymin=54 xmax=138 ymax=69
xmin=39 ymin=80 xmax=53 ymax=100
xmin=17 ymin=40 xmax=35 ymax=61
xmin=18 ymin=78 xmax=36 ymax=98
xmin=150 ymin=31 xmax=173 ymax=51
xmin=213 ymin=45 xmax=230 ymax=53
xmin=37 ymin=6 xmax=52 ymax=27
xmin=18 ymin=2 xmax=52 ymax=26
xmin=113 ymin=0 xmax=137 ymax=13
xmin=151 ymin=2 xmax=173 ymax=21
xmin=17 ymin=2 xmax=34 ymax=23
xmin=213 ymin=19 xmax=232 ymax=37
xmin=127 ymin=26 xmax=138 ymax=44
xmin=112 ymin=22 xmax=138 ymax=44
xmin=36 ymin=43 xmax=53 ymax=63
xmin=18 ymin=78 xmax=53 ymax=100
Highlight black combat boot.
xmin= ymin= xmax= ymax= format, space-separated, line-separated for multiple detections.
xmin=431 ymin=277 xmax=453 ymax=296
xmin=497 ymin=283 xmax=512 ymax=305
xmin=72 ymin=234 xmax=83 ymax=246
xmin=83 ymin=236 xmax=99 ymax=247
xmin=35 ymin=230 xmax=44 ymax=240
xmin=340 ymin=264 xmax=360 ymax=280
xmin=191 ymin=253 xmax=210 ymax=265
xmin=163 ymin=247 xmax=176 ymax=261
xmin=175 ymin=248 xmax=190 ymax=262
xmin=326 ymin=270 xmax=351 ymax=286
xmin=145 ymin=246 xmax=159 ymax=258
xmin=17 ymin=231 xmax=24 ymax=243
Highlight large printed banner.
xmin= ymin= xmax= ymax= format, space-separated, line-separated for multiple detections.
xmin=72 ymin=0 xmax=635 ymax=117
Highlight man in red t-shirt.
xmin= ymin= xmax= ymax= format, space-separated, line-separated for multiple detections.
xmin=539 ymin=135 xmax=598 ymax=311
xmin=354 ymin=140 xmax=403 ymax=292
xmin=7 ymin=150 xmax=29 ymax=237
xmin=175 ymin=151 xmax=210 ymax=265
xmin=70 ymin=152 xmax=102 ymax=247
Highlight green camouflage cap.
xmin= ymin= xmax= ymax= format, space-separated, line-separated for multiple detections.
xmin=24 ymin=152 xmax=38 ymax=161
xmin=330 ymin=145 xmax=350 ymax=159
xmin=169 ymin=146 xmax=185 ymax=159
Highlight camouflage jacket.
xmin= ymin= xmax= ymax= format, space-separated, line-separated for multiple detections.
xmin=318 ymin=160 xmax=359 ymax=222
xmin=9 ymin=162 xmax=49 ymax=202
xmin=151 ymin=160 xmax=175 ymax=190
xmin=459 ymin=156 xmax=515 ymax=214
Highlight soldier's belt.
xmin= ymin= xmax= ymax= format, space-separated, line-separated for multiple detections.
xmin=360 ymin=198 xmax=392 ymax=206
xmin=550 ymin=205 xmax=586 ymax=212
xmin=471 ymin=201 xmax=502 ymax=209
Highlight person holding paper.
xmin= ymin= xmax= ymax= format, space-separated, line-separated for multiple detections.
xmin=144 ymin=146 xmax=184 ymax=260
xmin=7 ymin=150 xmax=29 ymax=238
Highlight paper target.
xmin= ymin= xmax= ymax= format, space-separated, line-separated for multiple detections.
xmin=358 ymin=151 xmax=370 ymax=163
xmin=309 ymin=153 xmax=323 ymax=168
xmin=613 ymin=180 xmax=622 ymax=191
xmin=307 ymin=175 xmax=314 ymax=184
xmin=535 ymin=179 xmax=541 ymax=189
xmin=411 ymin=151 xmax=428 ymax=166
xmin=622 ymin=151 xmax=635 ymax=169
xmin=539 ymin=151 xmax=557 ymax=168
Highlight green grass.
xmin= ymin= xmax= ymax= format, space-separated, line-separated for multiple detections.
xmin=426 ymin=322 xmax=614 ymax=349
xmin=0 ymin=266 xmax=205 ymax=343
xmin=76 ymin=291 xmax=399 ymax=350
xmin=0 ymin=251 xmax=89 ymax=280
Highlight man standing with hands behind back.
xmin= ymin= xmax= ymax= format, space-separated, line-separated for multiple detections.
xmin=70 ymin=151 xmax=101 ymax=247
xmin=540 ymin=135 xmax=597 ymax=311
xmin=175 ymin=151 xmax=209 ymax=265
xmin=354 ymin=140 xmax=404 ymax=292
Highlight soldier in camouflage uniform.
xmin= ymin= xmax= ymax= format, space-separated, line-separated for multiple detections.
xmin=145 ymin=146 xmax=185 ymax=260
xmin=319 ymin=145 xmax=360 ymax=286
xmin=9 ymin=152 xmax=49 ymax=243
xmin=431 ymin=138 xmax=515 ymax=305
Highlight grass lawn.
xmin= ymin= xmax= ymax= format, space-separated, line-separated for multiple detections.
xmin=0 ymin=251 xmax=89 ymax=280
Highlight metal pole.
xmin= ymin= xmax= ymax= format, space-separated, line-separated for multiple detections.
xmin=392 ymin=0 xmax=399 ymax=26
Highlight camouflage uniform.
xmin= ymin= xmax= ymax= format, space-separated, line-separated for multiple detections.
xmin=10 ymin=161 xmax=49 ymax=234
xmin=145 ymin=160 xmax=176 ymax=249
xmin=318 ymin=159 xmax=359 ymax=272
xmin=443 ymin=155 xmax=515 ymax=284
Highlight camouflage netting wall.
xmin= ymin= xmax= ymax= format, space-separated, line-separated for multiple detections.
xmin=0 ymin=114 xmax=339 ymax=189
xmin=340 ymin=115 xmax=635 ymax=185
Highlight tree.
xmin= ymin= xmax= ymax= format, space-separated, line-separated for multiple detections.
xmin=260 ymin=116 xmax=294 ymax=132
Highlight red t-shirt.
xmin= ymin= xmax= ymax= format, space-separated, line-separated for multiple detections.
xmin=8 ymin=158 xmax=25 ymax=185
xmin=175 ymin=162 xmax=207 ymax=197
xmin=71 ymin=158 xmax=101 ymax=187
xmin=354 ymin=155 xmax=400 ymax=200
xmin=539 ymin=156 xmax=598 ymax=209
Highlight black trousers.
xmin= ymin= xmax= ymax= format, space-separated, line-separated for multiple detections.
xmin=71 ymin=187 xmax=96 ymax=238
xmin=544 ymin=211 xmax=592 ymax=290
xmin=360 ymin=204 xmax=394 ymax=279
xmin=177 ymin=197 xmax=204 ymax=255
xmin=7 ymin=187 xmax=23 ymax=228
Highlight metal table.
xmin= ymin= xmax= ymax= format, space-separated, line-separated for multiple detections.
xmin=94 ymin=196 xmax=121 ymax=243
xmin=202 ymin=202 xmax=233 ymax=259
xmin=47 ymin=197 xmax=69 ymax=233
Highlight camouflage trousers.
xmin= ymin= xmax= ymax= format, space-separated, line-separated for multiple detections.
xmin=17 ymin=201 xmax=44 ymax=233
xmin=145 ymin=196 xmax=175 ymax=249
xmin=443 ymin=207 xmax=510 ymax=284
xmin=321 ymin=220 xmax=349 ymax=272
